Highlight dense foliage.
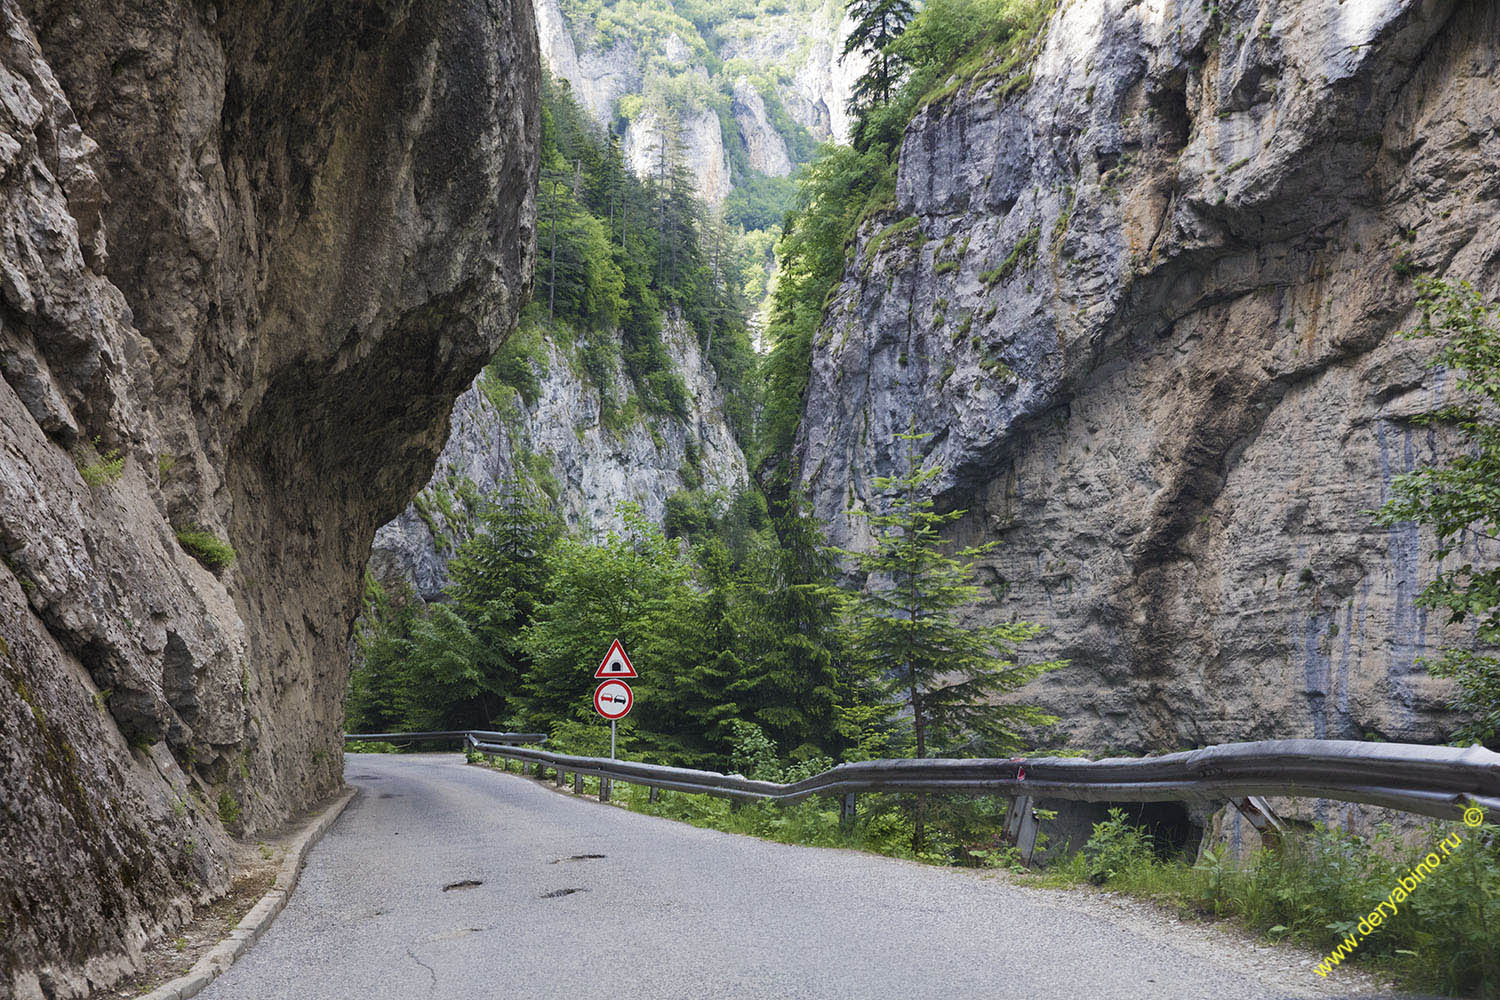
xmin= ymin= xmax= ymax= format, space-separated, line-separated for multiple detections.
xmin=1376 ymin=278 xmax=1500 ymax=748
xmin=535 ymin=72 xmax=757 ymax=440
xmin=351 ymin=487 xmax=864 ymax=768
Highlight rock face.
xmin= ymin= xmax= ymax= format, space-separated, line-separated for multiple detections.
xmin=717 ymin=7 xmax=863 ymax=146
xmin=373 ymin=311 xmax=747 ymax=600
xmin=536 ymin=0 xmax=641 ymax=128
xmin=536 ymin=0 xmax=857 ymax=202
xmin=798 ymin=0 xmax=1499 ymax=752
xmin=732 ymin=77 xmax=793 ymax=178
xmin=0 ymin=0 xmax=538 ymax=994
xmin=623 ymin=103 xmax=734 ymax=205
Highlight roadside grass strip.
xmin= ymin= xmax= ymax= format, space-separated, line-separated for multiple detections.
xmin=1315 ymin=806 xmax=1485 ymax=978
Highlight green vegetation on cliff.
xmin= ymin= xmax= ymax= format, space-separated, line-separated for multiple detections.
xmin=534 ymin=71 xmax=756 ymax=440
xmin=757 ymin=0 xmax=1054 ymax=483
xmin=1376 ymin=277 xmax=1500 ymax=748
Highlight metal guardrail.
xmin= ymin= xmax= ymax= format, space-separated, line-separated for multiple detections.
xmin=461 ymin=735 xmax=1500 ymax=821
xmin=352 ymin=731 xmax=1499 ymax=862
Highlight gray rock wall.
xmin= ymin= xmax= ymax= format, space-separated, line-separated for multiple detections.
xmin=536 ymin=0 xmax=857 ymax=202
xmin=373 ymin=311 xmax=747 ymax=600
xmin=0 ymin=0 xmax=538 ymax=994
xmin=798 ymin=0 xmax=1499 ymax=752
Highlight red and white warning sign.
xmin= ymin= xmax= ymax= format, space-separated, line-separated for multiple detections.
xmin=593 ymin=679 xmax=633 ymax=720
xmin=594 ymin=638 xmax=638 ymax=679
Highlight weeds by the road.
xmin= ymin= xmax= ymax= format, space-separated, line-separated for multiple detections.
xmin=471 ymin=753 xmax=1499 ymax=997
xmin=1037 ymin=808 xmax=1499 ymax=998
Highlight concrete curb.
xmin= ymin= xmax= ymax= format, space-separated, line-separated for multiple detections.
xmin=136 ymin=786 xmax=357 ymax=1000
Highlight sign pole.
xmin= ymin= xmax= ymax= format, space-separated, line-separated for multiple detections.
xmin=611 ymin=719 xmax=616 ymax=760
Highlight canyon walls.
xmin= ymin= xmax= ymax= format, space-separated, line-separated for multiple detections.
xmin=799 ymin=0 xmax=1498 ymax=753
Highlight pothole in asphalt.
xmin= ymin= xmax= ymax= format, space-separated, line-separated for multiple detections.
xmin=550 ymin=854 xmax=606 ymax=863
xmin=442 ymin=880 xmax=483 ymax=892
xmin=540 ymin=888 xmax=586 ymax=899
xmin=378 ymin=793 xmax=402 ymax=799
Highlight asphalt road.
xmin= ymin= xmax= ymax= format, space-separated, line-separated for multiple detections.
xmin=197 ymin=753 xmax=1409 ymax=1000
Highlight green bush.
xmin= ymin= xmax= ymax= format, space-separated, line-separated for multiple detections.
xmin=175 ymin=528 xmax=236 ymax=570
xmin=345 ymin=740 xmax=399 ymax=754
xmin=1047 ymin=813 xmax=1500 ymax=996
xmin=78 ymin=447 xmax=125 ymax=487
xmin=216 ymin=791 xmax=240 ymax=827
xmin=1080 ymin=808 xmax=1156 ymax=883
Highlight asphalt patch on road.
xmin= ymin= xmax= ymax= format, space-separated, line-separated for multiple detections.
xmin=442 ymin=880 xmax=483 ymax=892
xmin=540 ymin=888 xmax=587 ymax=899
xmin=550 ymin=854 xmax=606 ymax=863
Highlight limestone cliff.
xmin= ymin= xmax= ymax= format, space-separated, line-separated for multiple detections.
xmin=372 ymin=311 xmax=747 ymax=600
xmin=0 ymin=1 xmax=538 ymax=995
xmin=798 ymin=0 xmax=1499 ymax=752
xmin=536 ymin=0 xmax=858 ymax=202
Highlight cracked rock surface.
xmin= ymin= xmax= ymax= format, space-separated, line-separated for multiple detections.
xmin=798 ymin=0 xmax=1499 ymax=752
xmin=0 ymin=1 xmax=538 ymax=994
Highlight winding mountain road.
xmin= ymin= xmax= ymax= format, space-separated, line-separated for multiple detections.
xmin=196 ymin=753 xmax=1411 ymax=1000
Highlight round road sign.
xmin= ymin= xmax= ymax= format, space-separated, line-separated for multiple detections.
xmin=593 ymin=679 xmax=633 ymax=720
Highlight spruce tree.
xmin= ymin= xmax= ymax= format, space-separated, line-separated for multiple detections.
xmin=442 ymin=476 xmax=562 ymax=725
xmin=727 ymin=493 xmax=849 ymax=759
xmin=842 ymin=0 xmax=917 ymax=136
xmin=843 ymin=427 xmax=1062 ymax=849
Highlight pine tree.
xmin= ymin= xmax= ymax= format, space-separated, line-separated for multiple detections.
xmin=442 ymin=476 xmax=562 ymax=725
xmin=728 ymin=493 xmax=851 ymax=759
xmin=842 ymin=0 xmax=917 ymax=131
xmin=347 ymin=572 xmax=420 ymax=733
xmin=842 ymin=426 xmax=1063 ymax=850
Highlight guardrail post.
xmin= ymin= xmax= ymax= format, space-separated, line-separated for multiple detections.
xmin=599 ymin=778 xmax=611 ymax=802
xmin=840 ymin=793 xmax=857 ymax=830
xmin=554 ymin=767 xmax=564 ymax=787
xmin=1229 ymin=796 xmax=1285 ymax=848
xmin=1015 ymin=798 xmax=1040 ymax=866
xmin=648 ymin=786 xmax=660 ymax=804
xmin=573 ymin=772 xmax=583 ymax=794
xmin=1003 ymin=796 xmax=1023 ymax=842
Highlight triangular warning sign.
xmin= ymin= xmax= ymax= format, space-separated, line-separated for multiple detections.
xmin=594 ymin=638 xmax=638 ymax=678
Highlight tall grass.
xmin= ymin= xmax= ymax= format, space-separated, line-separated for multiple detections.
xmin=1042 ymin=809 xmax=1500 ymax=997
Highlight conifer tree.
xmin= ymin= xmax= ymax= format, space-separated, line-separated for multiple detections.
xmin=843 ymin=427 xmax=1062 ymax=849
xmin=729 ymin=493 xmax=850 ymax=759
xmin=842 ymin=0 xmax=917 ymax=132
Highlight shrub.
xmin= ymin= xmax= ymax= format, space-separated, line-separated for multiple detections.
xmin=78 ymin=447 xmax=125 ymax=487
xmin=175 ymin=527 xmax=236 ymax=571
xmin=216 ymin=791 xmax=240 ymax=827
xmin=345 ymin=740 xmax=399 ymax=754
xmin=1081 ymin=808 xmax=1155 ymax=883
